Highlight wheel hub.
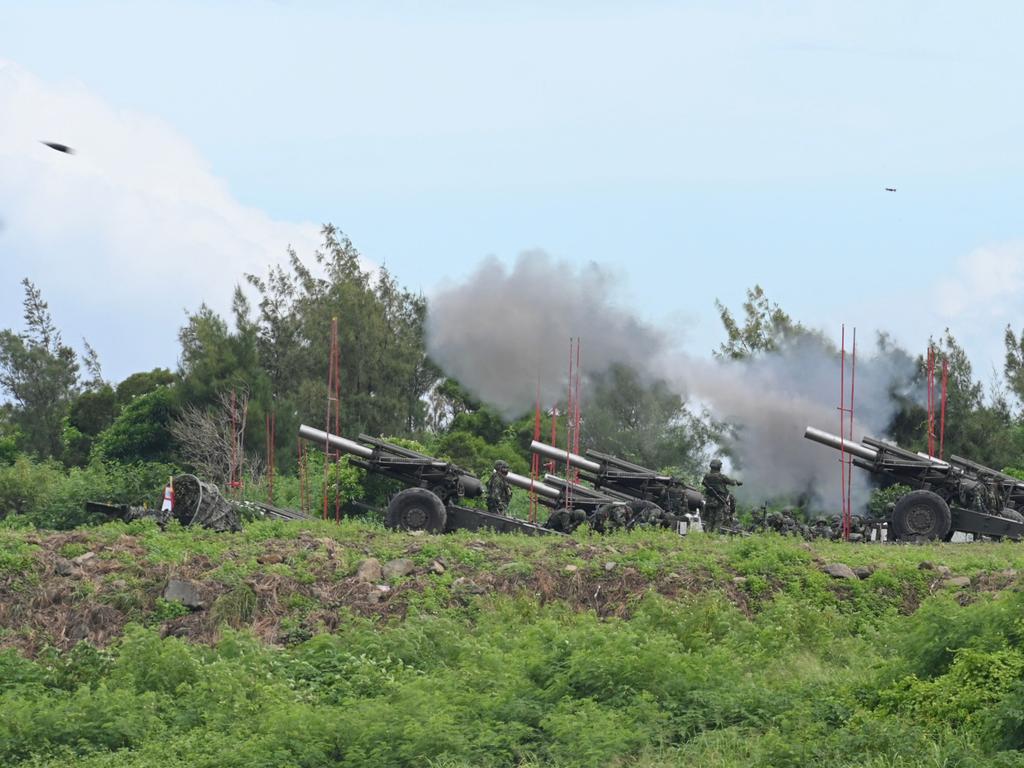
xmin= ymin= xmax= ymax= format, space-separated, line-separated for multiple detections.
xmin=905 ymin=505 xmax=936 ymax=534
xmin=403 ymin=505 xmax=428 ymax=529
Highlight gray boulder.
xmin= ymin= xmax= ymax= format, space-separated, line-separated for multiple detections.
xmin=163 ymin=579 xmax=203 ymax=609
xmin=823 ymin=563 xmax=858 ymax=580
xmin=356 ymin=558 xmax=383 ymax=583
xmin=382 ymin=558 xmax=415 ymax=579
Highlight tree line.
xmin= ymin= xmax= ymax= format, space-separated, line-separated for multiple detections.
xmin=3 ymin=227 xmax=1024 ymax=526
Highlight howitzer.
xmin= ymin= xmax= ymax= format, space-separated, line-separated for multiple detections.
xmin=523 ymin=471 xmax=702 ymax=533
xmin=298 ymin=425 xmax=553 ymax=535
xmin=804 ymin=426 xmax=1024 ymax=541
xmin=503 ymin=467 xmax=629 ymax=532
xmin=530 ymin=440 xmax=705 ymax=515
xmin=506 ymin=471 xmax=619 ymax=513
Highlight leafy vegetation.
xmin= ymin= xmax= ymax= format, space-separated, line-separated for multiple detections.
xmin=3 ymin=523 xmax=1024 ymax=767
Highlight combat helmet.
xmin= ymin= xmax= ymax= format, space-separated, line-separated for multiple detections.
xmin=710 ymin=458 xmax=723 ymax=470
xmin=494 ymin=459 xmax=509 ymax=473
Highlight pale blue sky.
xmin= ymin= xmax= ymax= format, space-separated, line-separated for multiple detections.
xmin=3 ymin=1 xmax=1024 ymax=383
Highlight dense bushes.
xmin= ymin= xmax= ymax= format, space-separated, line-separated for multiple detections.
xmin=6 ymin=580 xmax=1024 ymax=766
xmin=0 ymin=457 xmax=175 ymax=528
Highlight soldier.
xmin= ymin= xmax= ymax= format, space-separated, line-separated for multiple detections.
xmin=810 ymin=518 xmax=832 ymax=540
xmin=546 ymin=506 xmax=586 ymax=533
xmin=701 ymin=458 xmax=742 ymax=533
xmin=589 ymin=502 xmax=630 ymax=533
xmin=487 ymin=459 xmax=513 ymax=515
xmin=764 ymin=511 xmax=784 ymax=534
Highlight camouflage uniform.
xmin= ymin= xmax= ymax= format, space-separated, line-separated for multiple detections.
xmin=766 ymin=510 xmax=802 ymax=536
xmin=587 ymin=502 xmax=629 ymax=534
xmin=487 ymin=460 xmax=513 ymax=515
xmin=546 ymin=506 xmax=586 ymax=533
xmin=626 ymin=499 xmax=668 ymax=529
xmin=810 ymin=519 xmax=831 ymax=539
xmin=701 ymin=460 xmax=742 ymax=533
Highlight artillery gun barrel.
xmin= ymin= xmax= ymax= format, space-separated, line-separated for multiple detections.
xmin=298 ymin=424 xmax=374 ymax=459
xmin=529 ymin=440 xmax=602 ymax=474
xmin=542 ymin=473 xmax=626 ymax=501
xmin=534 ymin=439 xmax=703 ymax=511
xmin=804 ymin=426 xmax=958 ymax=472
xmin=504 ymin=471 xmax=562 ymax=501
xmin=803 ymin=427 xmax=879 ymax=462
xmin=299 ymin=424 xmax=482 ymax=498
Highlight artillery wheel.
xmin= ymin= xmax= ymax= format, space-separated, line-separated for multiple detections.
xmin=385 ymin=488 xmax=447 ymax=533
xmin=890 ymin=490 xmax=951 ymax=541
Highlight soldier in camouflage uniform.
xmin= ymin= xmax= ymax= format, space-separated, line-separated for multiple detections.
xmin=810 ymin=518 xmax=832 ymax=540
xmin=587 ymin=502 xmax=630 ymax=533
xmin=487 ymin=460 xmax=513 ymax=515
xmin=546 ymin=506 xmax=586 ymax=533
xmin=701 ymin=458 xmax=742 ymax=533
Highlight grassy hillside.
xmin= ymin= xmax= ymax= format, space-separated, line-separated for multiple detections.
xmin=3 ymin=520 xmax=1024 ymax=767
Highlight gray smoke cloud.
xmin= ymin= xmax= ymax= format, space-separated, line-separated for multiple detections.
xmin=427 ymin=252 xmax=919 ymax=511
xmin=426 ymin=250 xmax=665 ymax=416
xmin=665 ymin=334 xmax=917 ymax=509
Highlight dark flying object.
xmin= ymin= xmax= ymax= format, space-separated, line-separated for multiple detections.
xmin=41 ymin=141 xmax=74 ymax=154
xmin=884 ymin=187 xmax=897 ymax=192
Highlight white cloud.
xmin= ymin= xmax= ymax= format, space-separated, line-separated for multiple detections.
xmin=933 ymin=243 xmax=1024 ymax=322
xmin=840 ymin=241 xmax=1024 ymax=384
xmin=0 ymin=60 xmax=321 ymax=379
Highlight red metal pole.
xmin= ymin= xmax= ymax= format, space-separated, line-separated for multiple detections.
xmin=230 ymin=389 xmax=239 ymax=496
xmin=266 ymin=411 xmax=276 ymax=505
xmin=573 ymin=338 xmax=582 ymax=472
xmin=926 ymin=347 xmax=935 ymax=458
xmin=565 ymin=337 xmax=574 ymax=511
xmin=839 ymin=326 xmax=848 ymax=541
xmin=940 ymin=358 xmax=948 ymax=459
xmin=323 ymin=317 xmax=339 ymax=521
xmin=548 ymin=407 xmax=558 ymax=474
xmin=847 ymin=329 xmax=856 ymax=540
xmin=531 ymin=378 xmax=541 ymax=523
xmin=298 ymin=438 xmax=308 ymax=516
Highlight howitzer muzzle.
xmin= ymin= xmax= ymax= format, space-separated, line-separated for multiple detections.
xmin=505 ymin=471 xmax=562 ymax=500
xmin=530 ymin=440 xmax=602 ymax=474
xmin=803 ymin=427 xmax=878 ymax=462
xmin=299 ymin=424 xmax=374 ymax=458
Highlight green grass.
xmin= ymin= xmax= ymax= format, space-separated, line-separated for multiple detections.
xmin=4 ymin=522 xmax=1024 ymax=766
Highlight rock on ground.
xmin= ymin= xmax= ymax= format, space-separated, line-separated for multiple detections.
xmin=163 ymin=579 xmax=203 ymax=609
xmin=356 ymin=558 xmax=383 ymax=583
xmin=382 ymin=558 xmax=415 ymax=579
xmin=943 ymin=576 xmax=971 ymax=588
xmin=822 ymin=563 xmax=858 ymax=580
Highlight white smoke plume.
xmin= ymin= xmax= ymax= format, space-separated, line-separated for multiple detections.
xmin=426 ymin=252 xmax=919 ymax=511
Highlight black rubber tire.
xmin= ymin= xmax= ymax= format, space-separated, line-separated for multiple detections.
xmin=385 ymin=488 xmax=447 ymax=533
xmin=1001 ymin=508 xmax=1024 ymax=524
xmin=890 ymin=490 xmax=951 ymax=541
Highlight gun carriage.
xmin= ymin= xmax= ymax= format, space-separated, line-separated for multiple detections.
xmin=804 ymin=426 xmax=1024 ymax=541
xmin=528 ymin=440 xmax=705 ymax=532
xmin=299 ymin=425 xmax=556 ymax=535
xmin=530 ymin=441 xmax=704 ymax=512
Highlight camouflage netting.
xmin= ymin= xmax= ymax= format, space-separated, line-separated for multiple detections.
xmin=171 ymin=475 xmax=241 ymax=531
xmin=126 ymin=475 xmax=241 ymax=532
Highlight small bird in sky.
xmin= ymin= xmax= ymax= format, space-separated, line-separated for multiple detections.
xmin=41 ymin=141 xmax=74 ymax=154
xmin=884 ymin=187 xmax=897 ymax=192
